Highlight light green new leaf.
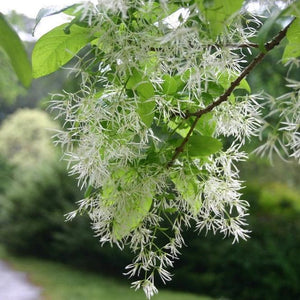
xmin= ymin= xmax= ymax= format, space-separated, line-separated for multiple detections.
xmin=32 ymin=23 xmax=94 ymax=78
xmin=0 ymin=13 xmax=32 ymax=87
xmin=219 ymin=72 xmax=251 ymax=93
xmin=113 ymin=194 xmax=153 ymax=240
xmin=282 ymin=19 xmax=300 ymax=63
xmin=137 ymin=98 xmax=156 ymax=127
xmin=171 ymin=173 xmax=202 ymax=216
xmin=137 ymin=81 xmax=155 ymax=127
xmin=126 ymin=69 xmax=143 ymax=89
xmin=187 ymin=135 xmax=222 ymax=157
xmin=137 ymin=81 xmax=155 ymax=99
xmin=162 ymin=74 xmax=178 ymax=95
xmin=195 ymin=113 xmax=216 ymax=136
xmin=126 ymin=70 xmax=156 ymax=127
xmin=167 ymin=120 xmax=191 ymax=137
xmin=197 ymin=0 xmax=244 ymax=38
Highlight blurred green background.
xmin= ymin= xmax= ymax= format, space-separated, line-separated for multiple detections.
xmin=0 ymin=9 xmax=299 ymax=300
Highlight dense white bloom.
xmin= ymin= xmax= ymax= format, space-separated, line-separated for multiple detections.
xmin=214 ymin=94 xmax=263 ymax=143
xmin=48 ymin=1 xmax=299 ymax=298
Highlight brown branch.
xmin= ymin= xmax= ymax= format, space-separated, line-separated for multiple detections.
xmin=167 ymin=20 xmax=294 ymax=168
xmin=211 ymin=42 xmax=259 ymax=49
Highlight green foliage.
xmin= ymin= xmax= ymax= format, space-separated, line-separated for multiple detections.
xmin=187 ymin=135 xmax=222 ymax=157
xmin=252 ymin=182 xmax=300 ymax=216
xmin=282 ymin=19 xmax=300 ymax=62
xmin=195 ymin=113 xmax=216 ymax=136
xmin=107 ymin=168 xmax=155 ymax=240
xmin=0 ymin=109 xmax=59 ymax=168
xmin=26 ymin=1 xmax=300 ymax=297
xmin=171 ymin=174 xmax=201 ymax=216
xmin=32 ymin=24 xmax=94 ymax=78
xmin=0 ymin=48 xmax=26 ymax=104
xmin=0 ymin=13 xmax=32 ymax=87
xmin=0 ymin=162 xmax=83 ymax=258
xmin=197 ymin=0 xmax=244 ymax=38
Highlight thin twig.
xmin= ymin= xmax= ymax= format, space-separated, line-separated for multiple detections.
xmin=167 ymin=20 xmax=294 ymax=168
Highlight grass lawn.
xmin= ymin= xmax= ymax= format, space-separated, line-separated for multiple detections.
xmin=0 ymin=247 xmax=212 ymax=300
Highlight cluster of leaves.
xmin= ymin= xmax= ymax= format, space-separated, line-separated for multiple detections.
xmin=1 ymin=1 xmax=300 ymax=298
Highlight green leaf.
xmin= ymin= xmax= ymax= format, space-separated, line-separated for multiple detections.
xmin=162 ymin=75 xmax=178 ymax=95
xmin=187 ymin=135 xmax=222 ymax=157
xmin=32 ymin=23 xmax=94 ymax=78
xmin=218 ymin=72 xmax=251 ymax=93
xmin=255 ymin=9 xmax=282 ymax=52
xmin=137 ymin=98 xmax=156 ymax=127
xmin=136 ymin=81 xmax=155 ymax=127
xmin=113 ymin=193 xmax=153 ymax=240
xmin=167 ymin=120 xmax=191 ymax=137
xmin=33 ymin=4 xmax=81 ymax=35
xmin=0 ymin=13 xmax=32 ymax=87
xmin=197 ymin=0 xmax=244 ymax=38
xmin=110 ymin=168 xmax=155 ymax=240
xmin=126 ymin=69 xmax=143 ymax=89
xmin=136 ymin=82 xmax=155 ymax=99
xmin=207 ymin=82 xmax=224 ymax=97
xmin=195 ymin=113 xmax=216 ymax=136
xmin=171 ymin=173 xmax=202 ymax=216
xmin=282 ymin=19 xmax=300 ymax=63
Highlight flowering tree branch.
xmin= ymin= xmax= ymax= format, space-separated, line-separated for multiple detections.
xmin=30 ymin=0 xmax=300 ymax=297
xmin=167 ymin=20 xmax=294 ymax=167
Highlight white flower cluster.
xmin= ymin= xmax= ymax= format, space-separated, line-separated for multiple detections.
xmin=214 ymin=94 xmax=263 ymax=144
xmin=255 ymin=78 xmax=300 ymax=162
xmin=49 ymin=0 xmax=297 ymax=298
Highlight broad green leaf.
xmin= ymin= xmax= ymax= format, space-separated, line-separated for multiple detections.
xmin=110 ymin=168 xmax=155 ymax=240
xmin=0 ymin=13 xmax=32 ymax=87
xmin=126 ymin=69 xmax=143 ymax=89
xmin=102 ymin=167 xmax=154 ymax=240
xmin=207 ymin=82 xmax=224 ymax=97
xmin=187 ymin=135 xmax=222 ymax=157
xmin=282 ymin=19 xmax=300 ymax=63
xmin=201 ymin=92 xmax=214 ymax=106
xmin=136 ymin=81 xmax=155 ymax=127
xmin=168 ymin=120 xmax=191 ymax=137
xmin=137 ymin=98 xmax=156 ymax=127
xmin=113 ymin=193 xmax=153 ymax=240
xmin=136 ymin=82 xmax=155 ymax=99
xmin=219 ymin=72 xmax=251 ymax=93
xmin=162 ymin=74 xmax=178 ymax=95
xmin=32 ymin=23 xmax=94 ymax=78
xmin=195 ymin=113 xmax=216 ymax=136
xmin=33 ymin=4 xmax=81 ymax=35
xmin=197 ymin=0 xmax=244 ymax=38
xmin=171 ymin=173 xmax=202 ymax=216
xmin=255 ymin=9 xmax=282 ymax=52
